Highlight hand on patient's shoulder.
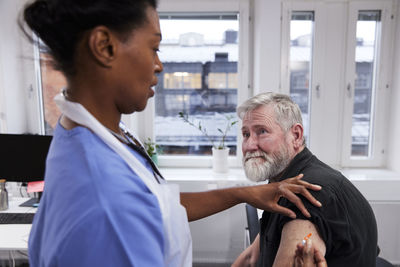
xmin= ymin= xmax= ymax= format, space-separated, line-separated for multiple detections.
xmin=294 ymin=239 xmax=327 ymax=267
xmin=256 ymin=174 xmax=322 ymax=219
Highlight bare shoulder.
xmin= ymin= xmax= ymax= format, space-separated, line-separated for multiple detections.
xmin=272 ymin=219 xmax=326 ymax=267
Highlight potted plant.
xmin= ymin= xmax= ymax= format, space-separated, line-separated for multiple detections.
xmin=143 ymin=137 xmax=160 ymax=166
xmin=179 ymin=112 xmax=237 ymax=173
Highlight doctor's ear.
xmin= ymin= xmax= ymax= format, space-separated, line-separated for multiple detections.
xmin=87 ymin=26 xmax=118 ymax=67
xmin=290 ymin=123 xmax=304 ymax=149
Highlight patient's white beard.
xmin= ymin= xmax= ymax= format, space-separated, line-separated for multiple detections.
xmin=243 ymin=146 xmax=291 ymax=182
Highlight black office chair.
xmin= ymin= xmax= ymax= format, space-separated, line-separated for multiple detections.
xmin=245 ymin=204 xmax=260 ymax=245
xmin=376 ymin=256 xmax=394 ymax=267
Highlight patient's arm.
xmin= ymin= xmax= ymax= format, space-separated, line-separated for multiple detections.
xmin=272 ymin=219 xmax=326 ymax=267
xmin=232 ymin=234 xmax=260 ymax=267
xmin=294 ymin=239 xmax=327 ymax=267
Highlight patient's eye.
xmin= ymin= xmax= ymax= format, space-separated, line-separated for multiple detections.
xmin=242 ymin=131 xmax=250 ymax=138
xmin=258 ymin=128 xmax=268 ymax=135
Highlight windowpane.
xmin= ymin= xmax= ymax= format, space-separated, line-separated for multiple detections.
xmin=39 ymin=52 xmax=66 ymax=135
xmin=351 ymin=10 xmax=381 ymax=157
xmin=289 ymin=11 xmax=314 ymax=144
xmin=155 ymin=14 xmax=239 ymax=155
xmin=164 ymin=72 xmax=202 ymax=89
xmin=208 ymin=73 xmax=228 ymax=89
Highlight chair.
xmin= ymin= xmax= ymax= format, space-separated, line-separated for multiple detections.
xmin=376 ymin=256 xmax=394 ymax=267
xmin=245 ymin=204 xmax=260 ymax=245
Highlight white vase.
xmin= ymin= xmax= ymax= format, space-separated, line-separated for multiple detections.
xmin=212 ymin=147 xmax=230 ymax=173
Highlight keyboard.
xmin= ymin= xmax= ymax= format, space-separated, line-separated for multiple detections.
xmin=0 ymin=213 xmax=35 ymax=224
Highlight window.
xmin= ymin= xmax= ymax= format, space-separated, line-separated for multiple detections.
xmin=31 ymin=0 xmax=250 ymax=168
xmin=38 ymin=49 xmax=66 ymax=135
xmin=32 ymin=0 xmax=393 ymax=169
xmin=0 ymin=62 xmax=5 ymax=132
xmin=341 ymin=1 xmax=393 ymax=167
xmin=281 ymin=0 xmax=393 ymax=167
xmin=154 ymin=13 xmax=240 ymax=156
xmin=351 ymin=10 xmax=381 ymax=157
xmin=288 ymin=11 xmax=314 ymax=143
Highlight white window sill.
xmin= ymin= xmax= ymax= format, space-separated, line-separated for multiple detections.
xmin=340 ymin=168 xmax=400 ymax=181
xmin=161 ymin=167 xmax=248 ymax=182
xmin=160 ymin=167 xmax=400 ymax=181
xmin=160 ymin=167 xmax=400 ymax=201
xmin=340 ymin=168 xmax=400 ymax=201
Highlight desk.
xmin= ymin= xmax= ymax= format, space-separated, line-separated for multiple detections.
xmin=0 ymin=198 xmax=36 ymax=251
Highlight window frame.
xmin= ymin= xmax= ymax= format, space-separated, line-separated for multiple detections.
xmin=281 ymin=1 xmax=336 ymax=165
xmin=341 ymin=0 xmax=394 ymax=167
xmin=281 ymin=3 xmax=323 ymax=147
xmin=281 ymin=0 xmax=394 ymax=168
xmin=128 ymin=0 xmax=252 ymax=168
xmin=28 ymin=0 xmax=395 ymax=169
xmin=0 ymin=54 xmax=5 ymax=132
xmin=33 ymin=35 xmax=46 ymax=135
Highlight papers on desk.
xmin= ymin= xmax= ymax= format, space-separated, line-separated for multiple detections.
xmin=27 ymin=181 xmax=44 ymax=193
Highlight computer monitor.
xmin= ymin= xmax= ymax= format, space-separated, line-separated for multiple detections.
xmin=0 ymin=133 xmax=52 ymax=206
xmin=0 ymin=133 xmax=52 ymax=182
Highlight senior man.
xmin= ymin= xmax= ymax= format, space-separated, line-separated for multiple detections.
xmin=233 ymin=92 xmax=377 ymax=267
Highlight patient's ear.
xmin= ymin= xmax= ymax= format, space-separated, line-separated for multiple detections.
xmin=290 ymin=123 xmax=304 ymax=149
xmin=87 ymin=26 xmax=118 ymax=67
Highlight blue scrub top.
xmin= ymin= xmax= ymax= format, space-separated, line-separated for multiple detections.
xmin=28 ymin=122 xmax=164 ymax=266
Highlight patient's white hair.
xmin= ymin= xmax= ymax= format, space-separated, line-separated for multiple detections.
xmin=237 ymin=92 xmax=305 ymax=144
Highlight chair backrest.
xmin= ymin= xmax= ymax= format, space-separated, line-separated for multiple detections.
xmin=376 ymin=256 xmax=394 ymax=267
xmin=245 ymin=204 xmax=260 ymax=244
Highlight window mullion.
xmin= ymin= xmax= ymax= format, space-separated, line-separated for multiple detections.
xmin=341 ymin=2 xmax=358 ymax=167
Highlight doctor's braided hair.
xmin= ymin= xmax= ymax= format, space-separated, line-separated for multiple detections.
xmin=20 ymin=0 xmax=157 ymax=78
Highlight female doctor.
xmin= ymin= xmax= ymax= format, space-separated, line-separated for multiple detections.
xmin=22 ymin=0 xmax=322 ymax=266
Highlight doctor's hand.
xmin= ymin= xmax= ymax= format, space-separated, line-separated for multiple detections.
xmin=243 ymin=174 xmax=322 ymax=219
xmin=181 ymin=174 xmax=321 ymax=221
xmin=294 ymin=239 xmax=327 ymax=267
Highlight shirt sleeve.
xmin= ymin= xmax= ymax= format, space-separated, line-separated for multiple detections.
xmin=276 ymin=186 xmax=351 ymax=255
xmin=56 ymin=184 xmax=165 ymax=267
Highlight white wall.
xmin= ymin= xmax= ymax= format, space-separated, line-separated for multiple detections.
xmin=0 ymin=0 xmax=42 ymax=134
xmin=388 ymin=2 xmax=400 ymax=172
xmin=168 ymin=177 xmax=250 ymax=264
xmin=158 ymin=0 xmax=240 ymax=12
xmin=252 ymin=0 xmax=281 ymax=95
xmin=0 ymin=1 xmax=28 ymax=133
